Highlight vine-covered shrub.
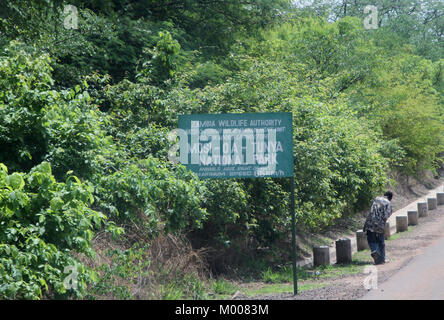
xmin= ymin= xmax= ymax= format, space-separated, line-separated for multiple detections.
xmin=95 ymin=157 xmax=208 ymax=236
xmin=0 ymin=42 xmax=110 ymax=180
xmin=0 ymin=162 xmax=106 ymax=299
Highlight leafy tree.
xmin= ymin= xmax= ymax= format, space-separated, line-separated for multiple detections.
xmin=299 ymin=0 xmax=443 ymax=61
xmin=351 ymin=53 xmax=444 ymax=173
xmin=0 ymin=42 xmax=111 ymax=180
xmin=138 ymin=31 xmax=183 ymax=85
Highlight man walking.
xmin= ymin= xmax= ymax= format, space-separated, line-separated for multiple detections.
xmin=363 ymin=191 xmax=393 ymax=265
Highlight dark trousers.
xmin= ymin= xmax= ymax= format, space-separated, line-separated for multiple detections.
xmin=366 ymin=230 xmax=385 ymax=263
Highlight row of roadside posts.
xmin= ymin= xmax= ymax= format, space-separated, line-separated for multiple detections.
xmin=313 ymin=188 xmax=444 ymax=267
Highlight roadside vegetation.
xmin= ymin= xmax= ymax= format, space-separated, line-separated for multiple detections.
xmin=0 ymin=0 xmax=443 ymax=299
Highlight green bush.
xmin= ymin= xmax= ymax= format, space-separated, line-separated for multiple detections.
xmin=292 ymin=100 xmax=389 ymax=227
xmin=0 ymin=162 xmax=106 ymax=299
xmin=0 ymin=42 xmax=111 ymax=180
xmin=95 ymin=157 xmax=207 ymax=236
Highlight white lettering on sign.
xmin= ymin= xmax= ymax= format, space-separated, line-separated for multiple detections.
xmin=168 ymin=121 xmax=280 ymax=175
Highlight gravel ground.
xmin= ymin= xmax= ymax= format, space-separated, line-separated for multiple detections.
xmin=233 ymin=187 xmax=444 ymax=300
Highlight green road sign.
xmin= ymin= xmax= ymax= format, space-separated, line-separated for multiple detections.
xmin=176 ymin=112 xmax=298 ymax=295
xmin=177 ymin=113 xmax=293 ymax=179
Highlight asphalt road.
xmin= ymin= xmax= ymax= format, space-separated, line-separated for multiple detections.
xmin=361 ymin=233 xmax=444 ymax=300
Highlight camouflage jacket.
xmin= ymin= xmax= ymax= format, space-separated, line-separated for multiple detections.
xmin=363 ymin=196 xmax=393 ymax=234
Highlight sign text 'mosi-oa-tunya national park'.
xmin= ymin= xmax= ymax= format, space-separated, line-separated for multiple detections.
xmin=176 ymin=113 xmax=294 ymax=179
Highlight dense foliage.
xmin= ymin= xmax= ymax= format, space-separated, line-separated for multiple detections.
xmin=0 ymin=162 xmax=105 ymax=299
xmin=0 ymin=0 xmax=442 ymax=299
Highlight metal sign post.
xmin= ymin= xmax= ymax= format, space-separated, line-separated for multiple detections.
xmin=176 ymin=112 xmax=297 ymax=294
xmin=291 ymin=176 xmax=297 ymax=294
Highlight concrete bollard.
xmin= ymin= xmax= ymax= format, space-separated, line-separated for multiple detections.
xmin=356 ymin=230 xmax=369 ymax=251
xmin=407 ymin=211 xmax=418 ymax=226
xmin=396 ymin=216 xmax=408 ymax=232
xmin=335 ymin=238 xmax=352 ymax=264
xmin=313 ymin=246 xmax=330 ymax=267
xmin=384 ymin=222 xmax=391 ymax=240
xmin=437 ymin=193 xmax=444 ymax=206
xmin=417 ymin=202 xmax=428 ymax=218
xmin=427 ymin=198 xmax=437 ymax=210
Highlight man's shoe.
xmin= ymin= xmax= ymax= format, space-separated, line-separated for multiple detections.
xmin=377 ymin=258 xmax=389 ymax=265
